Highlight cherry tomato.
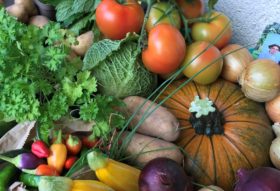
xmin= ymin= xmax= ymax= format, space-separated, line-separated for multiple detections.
xmin=182 ymin=41 xmax=223 ymax=85
xmin=142 ymin=24 xmax=186 ymax=74
xmin=146 ymin=2 xmax=181 ymax=32
xmin=96 ymin=0 xmax=144 ymax=40
xmin=191 ymin=11 xmax=232 ymax=49
xmin=176 ymin=0 xmax=204 ymax=19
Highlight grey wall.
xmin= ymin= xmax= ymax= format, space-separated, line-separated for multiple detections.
xmin=204 ymin=0 xmax=280 ymax=47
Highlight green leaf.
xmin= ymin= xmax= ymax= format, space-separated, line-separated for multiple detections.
xmin=56 ymin=0 xmax=73 ymax=22
xmin=208 ymin=0 xmax=219 ymax=10
xmin=72 ymin=0 xmax=97 ymax=13
xmin=83 ymin=33 xmax=139 ymax=70
xmin=69 ymin=14 xmax=94 ymax=34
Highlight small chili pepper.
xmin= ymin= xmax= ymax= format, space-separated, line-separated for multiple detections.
xmin=22 ymin=164 xmax=59 ymax=176
xmin=31 ymin=140 xmax=50 ymax=158
xmin=64 ymin=156 xmax=78 ymax=170
xmin=47 ymin=130 xmax=67 ymax=173
xmin=66 ymin=135 xmax=82 ymax=155
xmin=0 ymin=153 xmax=45 ymax=170
xmin=82 ymin=134 xmax=100 ymax=148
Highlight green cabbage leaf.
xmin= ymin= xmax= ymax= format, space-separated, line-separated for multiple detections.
xmin=83 ymin=34 xmax=157 ymax=98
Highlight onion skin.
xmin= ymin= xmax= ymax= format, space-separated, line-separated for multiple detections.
xmin=265 ymin=95 xmax=280 ymax=123
xmin=239 ymin=59 xmax=280 ymax=102
xmin=234 ymin=167 xmax=280 ymax=191
xmin=270 ymin=138 xmax=280 ymax=169
xmin=221 ymin=44 xmax=253 ymax=83
xmin=139 ymin=158 xmax=193 ymax=191
xmin=198 ymin=185 xmax=224 ymax=191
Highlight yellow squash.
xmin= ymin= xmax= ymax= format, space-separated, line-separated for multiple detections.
xmin=87 ymin=151 xmax=141 ymax=191
xmin=72 ymin=180 xmax=115 ymax=191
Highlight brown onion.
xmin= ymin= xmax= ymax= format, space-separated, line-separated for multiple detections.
xmin=239 ymin=59 xmax=280 ymax=102
xmin=266 ymin=94 xmax=280 ymax=122
xmin=221 ymin=44 xmax=253 ymax=83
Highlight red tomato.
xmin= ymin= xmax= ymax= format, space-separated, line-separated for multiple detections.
xmin=176 ymin=0 xmax=204 ymax=19
xmin=182 ymin=41 xmax=223 ymax=85
xmin=96 ymin=0 xmax=144 ymax=40
xmin=191 ymin=11 xmax=232 ymax=49
xmin=146 ymin=2 xmax=181 ymax=32
xmin=142 ymin=24 xmax=186 ymax=74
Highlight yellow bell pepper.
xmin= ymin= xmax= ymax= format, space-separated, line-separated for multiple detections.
xmin=87 ymin=151 xmax=141 ymax=191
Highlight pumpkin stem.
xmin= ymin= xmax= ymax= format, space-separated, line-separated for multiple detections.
xmin=189 ymin=96 xmax=224 ymax=136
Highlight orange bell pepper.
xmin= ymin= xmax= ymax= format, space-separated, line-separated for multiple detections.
xmin=47 ymin=130 xmax=67 ymax=173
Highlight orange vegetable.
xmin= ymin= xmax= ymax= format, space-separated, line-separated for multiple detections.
xmin=47 ymin=130 xmax=67 ymax=173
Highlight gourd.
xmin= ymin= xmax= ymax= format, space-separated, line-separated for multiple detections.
xmin=159 ymin=79 xmax=273 ymax=191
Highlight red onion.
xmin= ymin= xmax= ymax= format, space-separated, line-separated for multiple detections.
xmin=139 ymin=157 xmax=193 ymax=191
xmin=234 ymin=167 xmax=280 ymax=191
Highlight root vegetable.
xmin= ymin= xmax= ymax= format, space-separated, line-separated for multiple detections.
xmin=198 ymin=185 xmax=224 ymax=191
xmin=239 ymin=59 xmax=280 ymax=102
xmin=123 ymin=132 xmax=183 ymax=167
xmin=221 ymin=44 xmax=253 ymax=83
xmin=123 ymin=96 xmax=179 ymax=142
xmin=29 ymin=15 xmax=49 ymax=28
xmin=71 ymin=31 xmax=94 ymax=56
xmin=14 ymin=0 xmax=36 ymax=15
xmin=139 ymin=157 xmax=193 ymax=191
xmin=6 ymin=4 xmax=29 ymax=23
xmin=265 ymin=95 xmax=280 ymax=123
xmin=270 ymin=123 xmax=280 ymax=169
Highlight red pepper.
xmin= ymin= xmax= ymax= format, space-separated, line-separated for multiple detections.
xmin=31 ymin=140 xmax=50 ymax=158
xmin=64 ymin=156 xmax=78 ymax=170
xmin=82 ymin=135 xmax=100 ymax=149
xmin=22 ymin=164 xmax=59 ymax=176
xmin=65 ymin=135 xmax=82 ymax=155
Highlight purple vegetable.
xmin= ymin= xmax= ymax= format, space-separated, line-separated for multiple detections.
xmin=139 ymin=157 xmax=193 ymax=191
xmin=234 ymin=167 xmax=280 ymax=191
xmin=0 ymin=152 xmax=45 ymax=169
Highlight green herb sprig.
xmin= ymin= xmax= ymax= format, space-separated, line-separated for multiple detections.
xmin=0 ymin=8 xmax=125 ymax=143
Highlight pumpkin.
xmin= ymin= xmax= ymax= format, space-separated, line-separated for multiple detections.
xmin=158 ymin=79 xmax=273 ymax=191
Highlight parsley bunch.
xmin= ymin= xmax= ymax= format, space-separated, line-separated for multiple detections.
xmin=0 ymin=8 xmax=125 ymax=142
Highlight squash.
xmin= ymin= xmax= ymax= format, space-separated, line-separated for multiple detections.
xmin=158 ymin=79 xmax=273 ymax=191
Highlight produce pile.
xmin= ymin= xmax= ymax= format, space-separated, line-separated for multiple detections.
xmin=1 ymin=0 xmax=280 ymax=191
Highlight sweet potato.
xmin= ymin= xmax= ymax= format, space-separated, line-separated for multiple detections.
xmin=123 ymin=96 xmax=179 ymax=142
xmin=123 ymin=132 xmax=183 ymax=167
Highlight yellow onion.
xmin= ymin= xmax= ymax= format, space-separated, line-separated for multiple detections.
xmin=266 ymin=95 xmax=280 ymax=123
xmin=221 ymin=44 xmax=253 ymax=83
xmin=239 ymin=59 xmax=280 ymax=102
xmin=198 ymin=185 xmax=224 ymax=191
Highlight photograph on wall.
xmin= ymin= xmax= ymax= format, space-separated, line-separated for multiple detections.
xmin=257 ymin=33 xmax=280 ymax=64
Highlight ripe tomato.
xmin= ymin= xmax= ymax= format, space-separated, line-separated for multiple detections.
xmin=142 ymin=24 xmax=186 ymax=74
xmin=176 ymin=0 xmax=204 ymax=19
xmin=191 ymin=11 xmax=232 ymax=49
xmin=96 ymin=0 xmax=144 ymax=40
xmin=182 ymin=41 xmax=223 ymax=85
xmin=146 ymin=2 xmax=181 ymax=32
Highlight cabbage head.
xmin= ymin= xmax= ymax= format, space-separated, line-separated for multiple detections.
xmin=83 ymin=35 xmax=157 ymax=98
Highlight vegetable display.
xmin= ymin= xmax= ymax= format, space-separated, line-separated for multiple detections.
xmin=158 ymin=79 xmax=274 ymax=190
xmin=0 ymin=0 xmax=279 ymax=191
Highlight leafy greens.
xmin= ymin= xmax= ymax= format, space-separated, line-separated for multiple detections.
xmin=0 ymin=7 xmax=125 ymax=143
